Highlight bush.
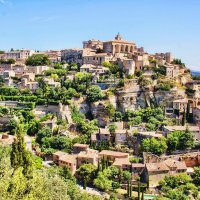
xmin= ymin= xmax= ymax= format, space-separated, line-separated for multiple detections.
xmin=25 ymin=54 xmax=51 ymax=66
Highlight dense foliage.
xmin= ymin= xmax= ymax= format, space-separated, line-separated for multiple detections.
xmin=158 ymin=173 xmax=199 ymax=200
xmin=25 ymin=54 xmax=51 ymax=66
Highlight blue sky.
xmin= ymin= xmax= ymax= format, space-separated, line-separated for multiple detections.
xmin=0 ymin=0 xmax=200 ymax=71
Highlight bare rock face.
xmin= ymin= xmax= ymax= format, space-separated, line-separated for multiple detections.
xmin=91 ymin=101 xmax=109 ymax=127
xmin=116 ymin=79 xmax=141 ymax=112
xmin=116 ymin=84 xmax=187 ymax=112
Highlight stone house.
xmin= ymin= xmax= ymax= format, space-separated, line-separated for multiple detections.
xmin=83 ymin=53 xmax=112 ymax=65
xmin=4 ymin=49 xmax=34 ymax=60
xmin=83 ymin=39 xmax=103 ymax=50
xmin=21 ymin=78 xmax=39 ymax=91
xmin=173 ymin=98 xmax=188 ymax=113
xmin=132 ymin=163 xmax=145 ymax=177
xmin=91 ymin=128 xmax=110 ymax=145
xmin=80 ymin=64 xmax=109 ymax=75
xmin=143 ymin=159 xmax=187 ymax=187
xmin=58 ymin=153 xmax=77 ymax=175
xmin=52 ymin=151 xmax=67 ymax=163
xmin=164 ymin=64 xmax=179 ymax=79
xmin=99 ymin=150 xmax=129 ymax=162
xmin=73 ymin=143 xmax=89 ymax=154
xmin=112 ymin=157 xmax=131 ymax=171
xmin=76 ymin=148 xmax=99 ymax=168
xmin=115 ymin=129 xmax=128 ymax=145
xmin=21 ymin=73 xmax=35 ymax=81
xmin=134 ymin=53 xmax=149 ymax=71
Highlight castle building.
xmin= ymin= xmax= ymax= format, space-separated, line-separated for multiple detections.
xmin=103 ymin=33 xmax=137 ymax=54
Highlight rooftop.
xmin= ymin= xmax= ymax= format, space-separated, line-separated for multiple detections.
xmin=99 ymin=150 xmax=129 ymax=157
xmin=59 ymin=153 xmax=77 ymax=164
xmin=138 ymin=131 xmax=163 ymax=138
xmin=73 ymin=143 xmax=89 ymax=148
xmin=77 ymin=149 xmax=98 ymax=159
xmin=113 ymin=158 xmax=131 ymax=166
xmin=173 ymin=99 xmax=188 ymax=103
xmin=164 ymin=126 xmax=199 ymax=132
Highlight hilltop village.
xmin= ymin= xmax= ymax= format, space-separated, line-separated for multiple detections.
xmin=0 ymin=34 xmax=200 ymax=200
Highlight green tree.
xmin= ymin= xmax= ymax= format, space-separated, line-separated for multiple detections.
xmin=105 ymin=103 xmax=115 ymax=118
xmin=36 ymin=126 xmax=52 ymax=144
xmin=7 ymin=119 xmax=18 ymax=135
xmin=77 ymin=164 xmax=97 ymax=189
xmin=10 ymin=125 xmax=33 ymax=177
xmin=141 ymin=137 xmax=167 ymax=156
xmin=25 ymin=54 xmax=51 ymax=66
xmin=86 ymin=85 xmax=103 ymax=102
xmin=192 ymin=167 xmax=200 ymax=185
xmin=167 ymin=130 xmax=194 ymax=153
xmin=94 ymin=172 xmax=113 ymax=191
xmin=108 ymin=123 xmax=117 ymax=134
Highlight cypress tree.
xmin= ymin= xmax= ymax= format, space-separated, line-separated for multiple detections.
xmin=130 ymin=182 xmax=132 ymax=198
xmin=186 ymin=102 xmax=190 ymax=122
xmin=141 ymin=190 xmax=144 ymax=200
xmin=138 ymin=181 xmax=141 ymax=200
xmin=127 ymin=181 xmax=130 ymax=196
xmin=10 ymin=124 xmax=33 ymax=178
xmin=182 ymin=108 xmax=186 ymax=126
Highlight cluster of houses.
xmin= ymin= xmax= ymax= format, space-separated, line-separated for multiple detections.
xmin=0 ymin=34 xmax=200 ymax=191
xmin=53 ymin=142 xmax=200 ymax=189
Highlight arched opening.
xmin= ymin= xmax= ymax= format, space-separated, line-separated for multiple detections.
xmin=125 ymin=45 xmax=128 ymax=52
xmin=121 ymin=45 xmax=124 ymax=52
xmin=115 ymin=45 xmax=120 ymax=53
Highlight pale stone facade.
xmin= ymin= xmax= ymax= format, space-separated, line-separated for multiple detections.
xmin=164 ymin=64 xmax=179 ymax=79
xmin=83 ymin=53 xmax=112 ymax=65
xmin=173 ymin=99 xmax=188 ymax=112
xmin=103 ymin=33 xmax=136 ymax=54
xmin=4 ymin=49 xmax=34 ymax=60
xmin=83 ymin=39 xmax=103 ymax=50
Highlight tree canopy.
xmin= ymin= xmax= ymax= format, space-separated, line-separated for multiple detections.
xmin=25 ymin=54 xmax=51 ymax=66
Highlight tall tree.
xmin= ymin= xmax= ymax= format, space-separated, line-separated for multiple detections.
xmin=182 ymin=108 xmax=186 ymax=126
xmin=10 ymin=125 xmax=33 ymax=177
xmin=76 ymin=164 xmax=97 ymax=189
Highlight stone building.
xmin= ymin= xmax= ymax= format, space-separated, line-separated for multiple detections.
xmin=99 ymin=150 xmax=129 ymax=162
xmin=73 ymin=143 xmax=89 ymax=154
xmin=83 ymin=39 xmax=103 ymax=50
xmin=82 ymin=53 xmax=112 ymax=65
xmin=76 ymin=148 xmax=99 ymax=168
xmin=164 ymin=64 xmax=179 ymax=79
xmin=173 ymin=98 xmax=188 ymax=112
xmin=4 ymin=49 xmax=34 ymax=60
xmin=134 ymin=53 xmax=149 ymax=70
xmin=143 ymin=159 xmax=187 ymax=187
xmin=103 ymin=33 xmax=137 ymax=55
xmin=45 ymin=50 xmax=61 ymax=63
xmin=113 ymin=157 xmax=131 ymax=171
